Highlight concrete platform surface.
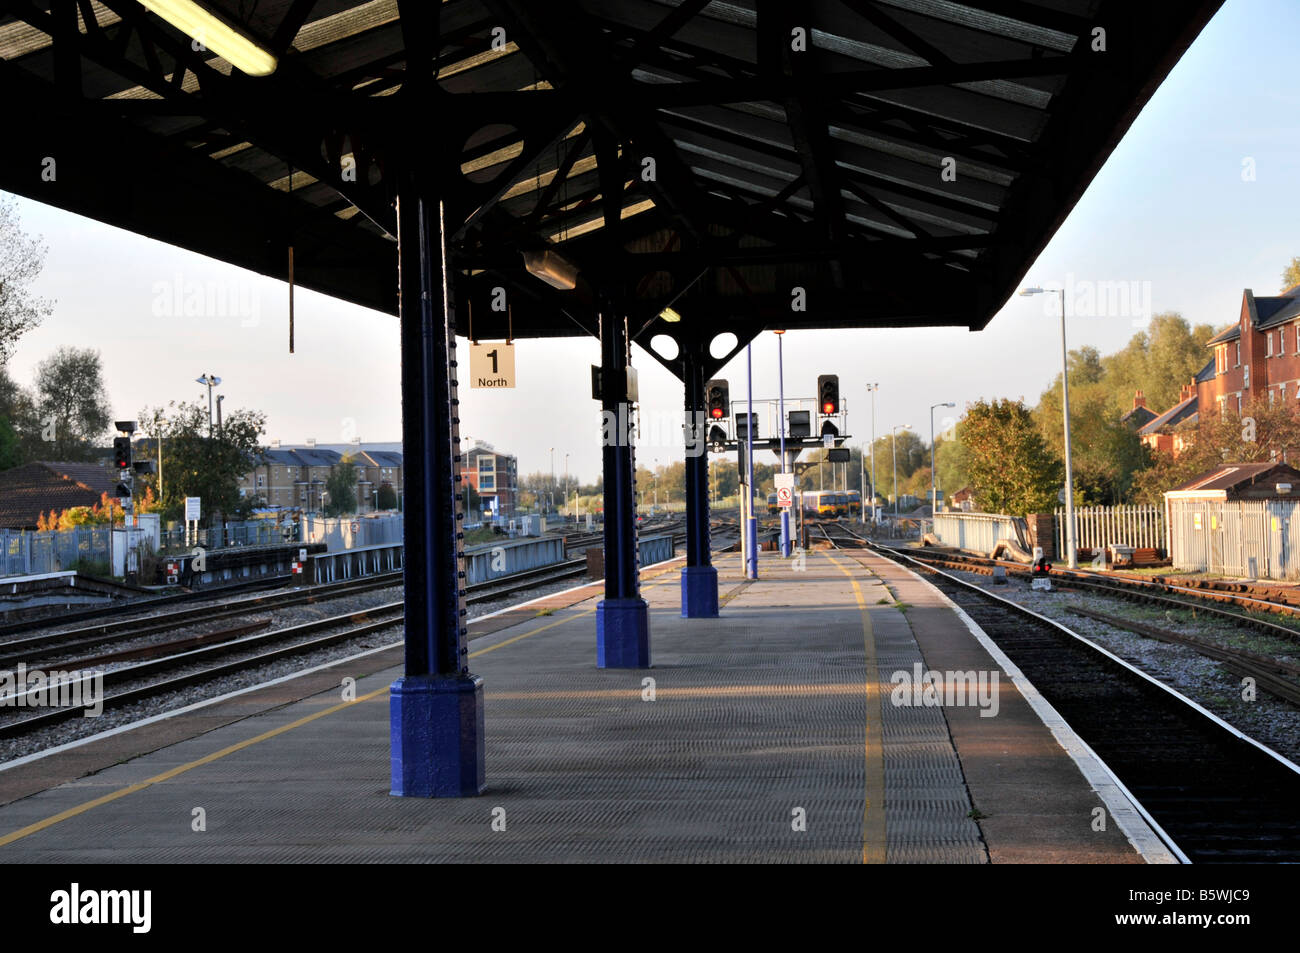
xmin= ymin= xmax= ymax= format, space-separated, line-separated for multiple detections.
xmin=0 ymin=548 xmax=1150 ymax=863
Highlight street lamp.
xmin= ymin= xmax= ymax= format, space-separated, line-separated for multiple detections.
xmin=549 ymin=447 xmax=555 ymax=513
xmin=930 ymin=402 xmax=955 ymax=513
xmin=564 ymin=452 xmax=570 ymax=520
xmin=196 ymin=373 xmax=221 ymax=433
xmin=1021 ymin=285 xmax=1077 ymax=568
xmin=864 ymin=384 xmax=878 ymax=522
xmin=892 ymin=424 xmax=910 ymax=516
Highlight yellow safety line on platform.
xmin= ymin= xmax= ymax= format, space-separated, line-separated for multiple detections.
xmin=0 ymin=565 xmax=690 ymax=848
xmin=822 ymin=551 xmax=887 ymax=865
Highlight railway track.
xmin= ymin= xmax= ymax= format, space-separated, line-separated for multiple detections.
xmin=906 ymin=548 xmax=1300 ymax=640
xmin=866 ymin=542 xmax=1300 ymax=863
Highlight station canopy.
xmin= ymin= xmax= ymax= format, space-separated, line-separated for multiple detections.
xmin=0 ymin=0 xmax=1222 ymax=343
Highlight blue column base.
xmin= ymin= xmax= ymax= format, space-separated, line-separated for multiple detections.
xmin=680 ymin=565 xmax=719 ymax=618
xmin=596 ymin=598 xmax=651 ymax=668
xmin=780 ymin=511 xmax=791 ymax=557
xmin=390 ymin=673 xmax=485 ymax=797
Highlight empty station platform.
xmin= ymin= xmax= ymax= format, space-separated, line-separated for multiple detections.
xmin=0 ymin=549 xmax=1168 ymax=863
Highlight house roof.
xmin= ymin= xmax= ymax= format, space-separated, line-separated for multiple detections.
xmin=1171 ymin=462 xmax=1300 ymax=493
xmin=1206 ymin=323 xmax=1240 ymax=346
xmin=1255 ymin=296 xmax=1300 ymax=329
xmin=1120 ymin=405 xmax=1157 ymax=427
xmin=1138 ymin=394 xmax=1198 ymax=436
xmin=1195 ymin=357 xmax=1215 ymax=383
xmin=0 ymin=461 xmax=116 ymax=529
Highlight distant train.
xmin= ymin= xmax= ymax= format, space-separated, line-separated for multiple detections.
xmin=767 ymin=492 xmax=780 ymax=515
xmin=799 ymin=490 xmax=861 ymax=518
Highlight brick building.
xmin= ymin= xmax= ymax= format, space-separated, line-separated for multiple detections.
xmin=238 ymin=444 xmax=404 ymax=513
xmin=1142 ymin=287 xmax=1300 ymax=457
xmin=464 ymin=442 xmax=517 ymax=515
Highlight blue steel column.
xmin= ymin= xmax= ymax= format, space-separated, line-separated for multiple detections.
xmin=389 ymin=177 xmax=485 ymax=797
xmin=596 ymin=307 xmax=650 ymax=666
xmin=681 ymin=349 xmax=718 ymax=617
xmin=745 ymin=343 xmax=758 ymax=579
xmin=777 ymin=332 xmax=791 ymax=556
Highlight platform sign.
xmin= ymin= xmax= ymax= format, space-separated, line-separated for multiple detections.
xmin=184 ymin=496 xmax=201 ymax=521
xmin=469 ymin=342 xmax=516 ymax=388
xmin=775 ymin=472 xmax=795 ymax=491
xmin=776 ymin=486 xmax=793 ymax=508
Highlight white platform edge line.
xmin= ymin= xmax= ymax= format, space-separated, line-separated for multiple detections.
xmin=876 ymin=550 xmax=1184 ymax=865
xmin=0 ymin=549 xmax=698 ymax=773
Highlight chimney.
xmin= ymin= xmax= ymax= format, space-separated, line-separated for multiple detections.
xmin=1133 ymin=389 xmax=1146 ymax=410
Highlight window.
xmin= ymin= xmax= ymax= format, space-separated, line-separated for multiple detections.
xmin=1282 ymin=383 xmax=1288 ymax=400
xmin=1268 ymin=332 xmax=1274 ymax=356
xmin=479 ymin=475 xmax=495 ymax=491
xmin=1270 ymin=389 xmax=1276 ymax=406
xmin=1245 ymin=364 xmax=1250 ymax=388
xmin=256 ymin=474 xmax=265 ymax=488
xmin=1236 ymin=342 xmax=1241 ymax=367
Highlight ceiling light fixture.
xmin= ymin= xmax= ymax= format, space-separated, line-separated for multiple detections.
xmin=138 ymin=0 xmax=278 ymax=77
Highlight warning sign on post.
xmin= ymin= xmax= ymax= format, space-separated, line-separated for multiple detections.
xmin=469 ymin=342 xmax=516 ymax=388
xmin=777 ymin=486 xmax=793 ymax=508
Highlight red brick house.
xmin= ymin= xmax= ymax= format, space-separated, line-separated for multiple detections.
xmin=1142 ymin=287 xmax=1300 ymax=458
xmin=1200 ymin=286 xmax=1300 ymax=416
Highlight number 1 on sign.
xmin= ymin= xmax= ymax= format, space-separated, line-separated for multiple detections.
xmin=470 ymin=342 xmax=515 ymax=388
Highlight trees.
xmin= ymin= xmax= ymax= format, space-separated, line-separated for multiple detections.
xmin=32 ymin=347 xmax=111 ymax=461
xmin=1282 ymin=257 xmax=1300 ymax=292
xmin=960 ymin=398 xmax=1062 ymax=515
xmin=324 ymin=455 xmax=359 ymax=516
xmin=0 ymin=197 xmax=53 ymax=365
xmin=377 ymin=483 xmax=398 ymax=510
xmin=1099 ymin=313 xmax=1215 ymax=415
xmin=136 ymin=400 xmax=266 ymax=523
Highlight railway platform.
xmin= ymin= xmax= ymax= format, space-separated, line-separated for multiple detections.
xmin=0 ymin=549 xmax=1167 ymax=863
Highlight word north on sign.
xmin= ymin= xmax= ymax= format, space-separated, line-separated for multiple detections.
xmin=469 ymin=342 xmax=516 ymax=388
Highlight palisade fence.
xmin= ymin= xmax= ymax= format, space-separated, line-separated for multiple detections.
xmin=0 ymin=527 xmax=111 ymax=577
xmin=1054 ymin=505 xmax=1166 ymax=556
xmin=1168 ymin=499 xmax=1300 ymax=580
xmin=300 ymin=514 xmax=404 ymax=551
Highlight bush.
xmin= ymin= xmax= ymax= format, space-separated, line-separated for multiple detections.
xmin=69 ymin=557 xmax=112 ymax=578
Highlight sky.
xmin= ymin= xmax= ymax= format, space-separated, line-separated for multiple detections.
xmin=4 ymin=0 xmax=1299 ymax=485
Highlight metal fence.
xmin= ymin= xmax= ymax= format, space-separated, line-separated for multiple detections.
xmin=0 ymin=527 xmax=112 ymax=577
xmin=931 ymin=512 xmax=1029 ymax=554
xmin=158 ymin=519 xmax=299 ymax=552
xmin=1055 ymin=505 xmax=1166 ymax=555
xmin=300 ymin=514 xmax=403 ymax=551
xmin=1167 ymin=499 xmax=1300 ymax=579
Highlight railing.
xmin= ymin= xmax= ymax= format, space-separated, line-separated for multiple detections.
xmin=931 ymin=512 xmax=1029 ymax=554
xmin=158 ymin=519 xmax=298 ymax=553
xmin=1 ymin=527 xmax=112 ymax=577
xmin=300 ymin=514 xmax=403 ymax=551
xmin=638 ymin=534 xmax=675 ymax=566
xmin=463 ymin=535 xmax=566 ymax=585
xmin=1055 ymin=504 xmax=1165 ymax=555
xmin=1168 ymin=499 xmax=1300 ymax=579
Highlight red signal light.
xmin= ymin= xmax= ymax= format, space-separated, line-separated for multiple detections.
xmin=822 ymin=401 xmax=835 ymax=414
xmin=710 ymin=407 xmax=724 ymax=419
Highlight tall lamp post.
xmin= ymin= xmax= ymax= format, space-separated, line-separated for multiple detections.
xmin=775 ymin=329 xmax=791 ymax=556
xmin=196 ymin=373 xmax=221 ymax=434
xmin=1021 ymin=285 xmax=1077 ymax=568
xmin=930 ymin=401 xmax=955 ymax=513
xmin=564 ymin=452 xmax=570 ymax=520
xmin=891 ymin=424 xmax=910 ymax=516
xmin=864 ymin=384 xmax=878 ymax=522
